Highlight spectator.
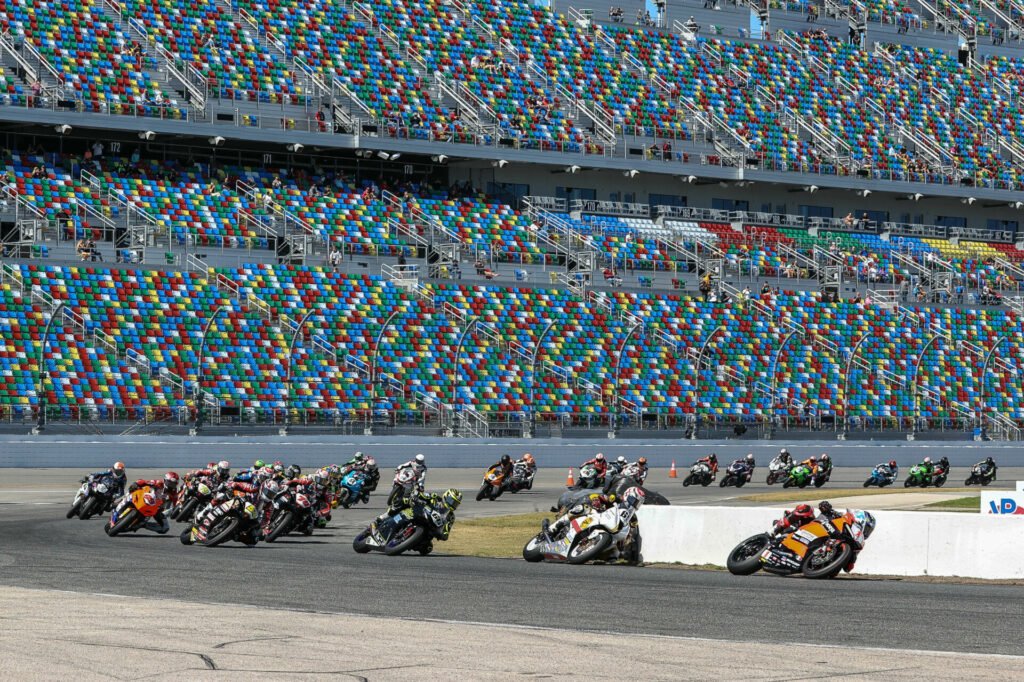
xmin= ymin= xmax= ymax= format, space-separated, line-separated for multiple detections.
xmin=91 ymin=141 xmax=104 ymax=159
xmin=684 ymin=16 xmax=699 ymax=33
xmin=86 ymin=238 xmax=103 ymax=262
xmin=329 ymin=247 xmax=342 ymax=272
xmin=29 ymin=79 xmax=41 ymax=108
xmin=76 ymin=238 xmax=89 ymax=261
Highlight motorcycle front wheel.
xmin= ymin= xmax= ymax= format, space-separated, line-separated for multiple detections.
xmin=476 ymin=483 xmax=491 ymax=502
xmin=903 ymin=478 xmax=913 ymax=488
xmin=567 ymin=529 xmax=612 ymax=565
xmin=106 ymin=509 xmax=138 ymax=536
xmin=79 ymin=496 xmax=100 ymax=520
xmin=813 ymin=477 xmax=826 ymax=489
xmin=66 ymin=500 xmax=81 ymax=519
xmin=204 ymin=517 xmax=240 ymax=547
xmin=682 ymin=475 xmax=693 ymax=487
xmin=384 ymin=525 xmax=426 ymax=556
xmin=863 ymin=478 xmax=874 ymax=488
xmin=176 ymin=498 xmax=198 ymax=523
xmin=353 ymin=529 xmax=373 ymax=554
xmin=801 ymin=539 xmax=853 ymax=579
xmin=263 ymin=510 xmax=294 ymax=543
xmin=522 ymin=533 xmax=544 ymax=562
xmin=727 ymin=533 xmax=771 ymax=576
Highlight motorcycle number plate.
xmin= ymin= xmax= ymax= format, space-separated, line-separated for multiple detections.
xmin=760 ymin=548 xmax=772 ymax=559
xmin=794 ymin=529 xmax=817 ymax=544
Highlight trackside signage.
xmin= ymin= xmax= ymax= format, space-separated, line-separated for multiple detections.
xmin=981 ymin=491 xmax=1024 ymax=515
xmin=1017 ymin=481 xmax=1024 ymax=492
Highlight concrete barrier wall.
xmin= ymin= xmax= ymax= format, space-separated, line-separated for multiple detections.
xmin=637 ymin=506 xmax=1024 ymax=579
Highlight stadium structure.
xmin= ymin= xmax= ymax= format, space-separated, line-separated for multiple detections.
xmin=1 ymin=0 xmax=1024 ymax=442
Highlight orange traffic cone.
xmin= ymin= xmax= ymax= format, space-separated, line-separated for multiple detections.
xmin=566 ymin=467 xmax=575 ymax=487
xmin=669 ymin=460 xmax=678 ymax=478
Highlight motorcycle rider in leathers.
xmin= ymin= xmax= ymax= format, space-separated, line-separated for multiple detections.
xmin=371 ymin=488 xmax=461 ymax=554
xmin=121 ymin=478 xmax=171 ymax=534
xmin=192 ymin=479 xmax=259 ymax=543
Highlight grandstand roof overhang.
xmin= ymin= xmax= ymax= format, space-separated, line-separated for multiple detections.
xmin=4 ymin=109 xmax=1023 ymax=203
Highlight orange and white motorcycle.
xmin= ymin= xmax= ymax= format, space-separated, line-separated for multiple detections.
xmin=105 ymin=485 xmax=167 ymax=536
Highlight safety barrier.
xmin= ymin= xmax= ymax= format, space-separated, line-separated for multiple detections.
xmin=637 ymin=506 xmax=1024 ymax=579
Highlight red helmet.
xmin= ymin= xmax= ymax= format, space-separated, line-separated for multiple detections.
xmin=207 ymin=462 xmax=216 ymax=469
xmin=889 ymin=460 xmax=896 ymax=468
xmin=595 ymin=453 xmax=605 ymax=461
xmin=793 ymin=503 xmax=813 ymax=519
xmin=164 ymin=471 xmax=179 ymax=489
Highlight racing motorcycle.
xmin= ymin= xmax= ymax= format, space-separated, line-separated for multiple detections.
xmin=169 ymin=477 xmax=215 ymax=523
xmin=811 ymin=466 xmax=831 ymax=489
xmin=965 ymin=463 xmax=996 ymax=486
xmin=863 ymin=464 xmax=896 ymax=488
xmin=619 ymin=462 xmax=646 ymax=486
xmin=66 ymin=475 xmax=115 ymax=520
xmin=574 ymin=463 xmax=603 ymax=489
xmin=180 ymin=490 xmax=260 ymax=547
xmin=476 ymin=465 xmax=508 ymax=501
xmin=766 ymin=457 xmax=792 ymax=486
xmin=263 ymin=485 xmax=315 ymax=542
xmin=505 ymin=462 xmax=535 ymax=493
xmin=352 ymin=501 xmax=450 ymax=556
xmin=388 ymin=467 xmax=420 ymax=507
xmin=105 ymin=484 xmax=165 ymax=536
xmin=522 ymin=503 xmax=641 ymax=564
xmin=903 ymin=464 xmax=933 ymax=488
xmin=682 ymin=462 xmax=713 ymax=487
xmin=726 ymin=509 xmax=875 ymax=579
xmin=719 ymin=461 xmax=752 ymax=488
xmin=335 ymin=470 xmax=369 ymax=508
xmin=783 ymin=463 xmax=813 ymax=489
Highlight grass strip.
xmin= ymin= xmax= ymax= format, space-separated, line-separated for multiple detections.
xmin=738 ymin=487 xmax=974 ymax=503
xmin=442 ymin=512 xmax=552 ymax=558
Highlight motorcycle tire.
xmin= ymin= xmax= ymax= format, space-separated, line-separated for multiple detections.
xmin=476 ymin=483 xmax=490 ymax=502
xmin=813 ymin=477 xmax=826 ymax=489
xmin=203 ymin=517 xmax=240 ymax=547
xmin=982 ymin=479 xmax=992 ymax=486
xmin=727 ymin=533 xmax=771 ymax=576
xmin=567 ymin=529 xmax=612 ymax=565
xmin=934 ymin=476 xmax=946 ymax=488
xmin=526 ymin=480 xmax=533 ymax=490
xmin=801 ymin=539 xmax=853 ymax=579
xmin=782 ymin=478 xmax=793 ymax=489
xmin=353 ymin=529 xmax=373 ymax=554
xmin=719 ymin=477 xmax=729 ymax=488
xmin=522 ymin=533 xmax=544 ymax=562
xmin=387 ymin=485 xmax=404 ymax=508
xmin=735 ymin=479 xmax=746 ymax=488
xmin=176 ymin=498 xmax=198 ymax=524
xmin=863 ymin=478 xmax=873 ymax=488
xmin=880 ymin=480 xmax=891 ymax=488
xmin=682 ymin=475 xmax=692 ymax=487
xmin=264 ymin=510 xmax=294 ymax=543
xmin=66 ymin=501 xmax=81 ymax=519
xmin=384 ymin=525 xmax=427 ymax=556
xmin=79 ymin=496 xmax=99 ymax=520
xmin=798 ymin=480 xmax=808 ymax=489
xmin=700 ymin=477 xmax=711 ymax=487
xmin=964 ymin=477 xmax=974 ymax=486
xmin=766 ymin=474 xmax=775 ymax=486
xmin=106 ymin=509 xmax=138 ymax=537
xmin=489 ymin=486 xmax=503 ymax=501
xmin=179 ymin=527 xmax=195 ymax=545
xmin=904 ymin=478 xmax=912 ymax=488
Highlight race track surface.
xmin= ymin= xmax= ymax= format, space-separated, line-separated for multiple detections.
xmin=2 ymin=468 xmax=1023 ymax=657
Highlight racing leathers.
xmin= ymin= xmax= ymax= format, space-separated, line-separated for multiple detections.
xmin=629 ymin=461 xmax=649 ymax=485
xmin=545 ymin=493 xmax=613 ymax=538
xmin=491 ymin=458 xmax=515 ymax=480
xmin=798 ymin=458 xmax=819 ymax=475
xmin=372 ymin=490 xmax=456 ymax=544
xmin=123 ymin=479 xmax=170 ymax=533
xmin=582 ymin=457 xmax=608 ymax=481
xmin=395 ymin=459 xmax=427 ymax=491
xmin=88 ymin=469 xmax=127 ymax=508
xmin=772 ymin=505 xmax=815 ymax=535
xmin=192 ymin=481 xmax=259 ymax=542
xmin=695 ymin=455 xmax=719 ymax=478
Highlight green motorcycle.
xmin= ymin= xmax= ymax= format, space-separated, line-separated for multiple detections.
xmin=783 ymin=464 xmax=812 ymax=489
xmin=903 ymin=464 xmax=932 ymax=488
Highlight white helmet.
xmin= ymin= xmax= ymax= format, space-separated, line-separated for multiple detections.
xmin=415 ymin=453 xmax=425 ymax=464
xmin=616 ymin=455 xmax=627 ymax=464
xmin=746 ymin=454 xmax=754 ymax=462
xmin=595 ymin=453 xmax=605 ymax=461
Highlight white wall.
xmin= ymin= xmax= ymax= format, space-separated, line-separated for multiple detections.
xmin=637 ymin=505 xmax=1024 ymax=579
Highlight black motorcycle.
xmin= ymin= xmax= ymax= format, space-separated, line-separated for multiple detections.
xmin=263 ymin=485 xmax=316 ymax=542
xmin=170 ymin=477 xmax=215 ymax=523
xmin=66 ymin=475 xmax=116 ymax=520
xmin=180 ymin=494 xmax=260 ymax=547
xmin=353 ymin=502 xmax=450 ymax=556
xmin=965 ymin=464 xmax=996 ymax=486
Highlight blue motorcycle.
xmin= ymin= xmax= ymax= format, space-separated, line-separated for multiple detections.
xmin=719 ymin=461 xmax=752 ymax=488
xmin=336 ymin=470 xmax=369 ymax=508
xmin=863 ymin=464 xmax=896 ymax=488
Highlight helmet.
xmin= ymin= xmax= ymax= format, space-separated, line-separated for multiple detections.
xmin=709 ymin=453 xmax=718 ymax=462
xmin=820 ymin=454 xmax=830 ymax=462
xmin=254 ymin=459 xmax=265 ymax=470
xmin=595 ymin=453 xmax=605 ymax=461
xmin=259 ymin=466 xmax=274 ymax=480
xmin=312 ymin=469 xmax=329 ymax=487
xmin=986 ymin=456 xmax=995 ymax=464
xmin=923 ymin=457 xmax=932 ymax=464
xmin=621 ymin=486 xmax=646 ymax=509
xmin=216 ymin=460 xmax=230 ymax=478
xmin=809 ymin=456 xmax=817 ymax=463
xmin=415 ymin=453 xmax=425 ymax=465
xmin=353 ymin=451 xmax=364 ymax=461
xmin=365 ymin=457 xmax=378 ymax=472
xmin=113 ymin=462 xmax=125 ymax=476
xmin=793 ymin=503 xmax=813 ymax=517
xmin=780 ymin=448 xmax=789 ymax=455
xmin=861 ymin=511 xmax=877 ymax=539
xmin=889 ymin=460 xmax=897 ymax=468
xmin=818 ymin=501 xmax=834 ymax=516
xmin=637 ymin=457 xmax=647 ymax=466
xmin=164 ymin=471 xmax=179 ymax=489
xmin=207 ymin=462 xmax=216 ymax=470
xmin=616 ymin=455 xmax=627 ymax=464
xmin=273 ymin=461 xmax=284 ymax=475
xmin=523 ymin=454 xmax=534 ymax=464
xmin=500 ymin=454 xmax=511 ymax=465
xmin=746 ymin=453 xmax=754 ymax=462
xmin=285 ymin=464 xmax=301 ymax=479
xmin=441 ymin=488 xmax=462 ymax=510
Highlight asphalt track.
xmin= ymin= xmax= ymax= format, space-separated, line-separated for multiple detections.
xmin=2 ymin=468 xmax=1023 ymax=659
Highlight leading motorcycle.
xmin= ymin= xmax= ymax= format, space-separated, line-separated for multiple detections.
xmin=180 ymin=490 xmax=260 ymax=547
xmin=352 ymin=501 xmax=451 ymax=556
xmin=170 ymin=478 xmax=215 ymax=523
xmin=476 ymin=465 xmax=508 ymax=501
xmin=105 ymin=485 xmax=164 ymax=536
xmin=522 ymin=504 xmax=641 ymax=564
xmin=263 ymin=485 xmax=315 ymax=542
xmin=863 ymin=464 xmax=896 ymax=488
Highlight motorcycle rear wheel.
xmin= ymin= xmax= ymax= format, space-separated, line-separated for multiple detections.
xmin=801 ymin=539 xmax=853 ymax=579
xmin=727 ymin=533 xmax=771 ymax=576
xmin=813 ymin=477 xmax=826 ymax=489
xmin=106 ymin=509 xmax=138 ymax=536
xmin=204 ymin=517 xmax=240 ymax=547
xmin=934 ymin=476 xmax=946 ymax=488
xmin=782 ymin=478 xmax=793 ymax=489
xmin=79 ymin=496 xmax=99 ymax=520
xmin=384 ymin=525 xmax=427 ymax=556
xmin=700 ymin=477 xmax=710 ymax=487
xmin=264 ymin=510 xmax=294 ymax=543
xmin=567 ymin=529 xmax=612 ymax=565
xmin=353 ymin=529 xmax=373 ymax=554
xmin=522 ymin=534 xmax=544 ymax=562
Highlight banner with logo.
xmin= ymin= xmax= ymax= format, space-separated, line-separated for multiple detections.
xmin=981 ymin=491 xmax=1024 ymax=515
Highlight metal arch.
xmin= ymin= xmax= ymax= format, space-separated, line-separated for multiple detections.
xmin=529 ymin=320 xmax=559 ymax=422
xmin=285 ymin=308 xmax=320 ymax=383
xmin=452 ymin=315 xmax=482 ymax=408
xmin=769 ymin=329 xmax=800 ymax=424
xmin=841 ymin=333 xmax=871 ymax=432
xmin=693 ymin=325 xmax=726 ymax=423
xmin=194 ymin=304 xmax=226 ymax=429
xmin=911 ymin=333 xmax=943 ymax=433
xmin=370 ymin=308 xmax=405 ymax=384
xmin=980 ymin=335 xmax=1010 ymax=426
xmin=35 ymin=301 xmax=66 ymax=426
xmin=613 ymin=321 xmax=645 ymax=417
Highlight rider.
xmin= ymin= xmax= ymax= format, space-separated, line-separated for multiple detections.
xmin=772 ymin=503 xmax=816 ymax=535
xmin=798 ymin=455 xmax=819 ymax=475
xmin=86 ymin=461 xmax=127 ymax=510
xmin=360 ymin=457 xmax=380 ymax=503
xmin=124 ymin=477 xmax=170 ymax=533
xmin=371 ymin=487 xmax=462 ymax=551
xmin=777 ymin=448 xmax=793 ymax=467
xmin=163 ymin=471 xmax=181 ymax=508
xmin=695 ymin=453 xmax=719 ymax=479
xmin=816 ymin=453 xmax=833 ymax=477
xmin=609 ymin=455 xmax=628 ymax=476
xmin=976 ymin=456 xmax=998 ymax=480
xmin=582 ymin=452 xmax=608 ymax=482
xmin=917 ymin=456 xmax=934 ymax=482
xmin=341 ymin=451 xmax=365 ymax=475
xmin=516 ymin=453 xmax=537 ymax=476
xmin=630 ymin=457 xmax=649 ymax=485
xmin=730 ymin=453 xmax=756 ymax=483
xmin=544 ymin=491 xmax=616 ymax=539
xmin=233 ymin=459 xmax=266 ymax=483
xmin=932 ymin=456 xmax=949 ymax=482
xmin=191 ymin=478 xmax=260 ymax=543
xmin=396 ymin=454 xmax=428 ymax=491
xmin=491 ymin=454 xmax=515 ymax=479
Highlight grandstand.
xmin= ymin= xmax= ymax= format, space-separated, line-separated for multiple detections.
xmin=1 ymin=0 xmax=1024 ymax=441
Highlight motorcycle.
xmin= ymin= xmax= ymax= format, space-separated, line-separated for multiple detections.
xmin=811 ymin=466 xmax=832 ymax=489
xmin=766 ymin=457 xmax=792 ymax=486
xmin=105 ymin=485 xmax=165 ymax=536
xmin=727 ymin=509 xmax=875 ymax=579
xmin=682 ymin=462 xmax=713 ymax=487
xmin=522 ymin=504 xmax=641 ymax=564
xmin=263 ymin=485 xmax=316 ymax=542
xmin=180 ymin=490 xmax=260 ymax=547
xmin=66 ymin=475 xmax=114 ymax=520
xmin=388 ymin=467 xmax=420 ymax=507
xmin=863 ymin=465 xmax=896 ymax=488
xmin=505 ymin=462 xmax=535 ymax=493
xmin=169 ymin=478 xmax=215 ymax=523
xmin=476 ymin=465 xmax=508 ymax=501
xmin=930 ymin=461 xmax=948 ymax=488
xmin=903 ymin=464 xmax=932 ymax=488
xmin=619 ymin=463 xmax=647 ymax=486
xmin=336 ymin=470 xmax=369 ymax=509
xmin=574 ymin=463 xmax=603 ymax=489
xmin=782 ymin=464 xmax=813 ymax=489
xmin=719 ymin=461 xmax=752 ymax=488
xmin=965 ymin=464 xmax=996 ymax=486
xmin=352 ymin=501 xmax=451 ymax=556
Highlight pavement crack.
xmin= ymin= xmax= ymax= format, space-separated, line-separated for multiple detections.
xmin=770 ymin=666 xmax=918 ymax=681
xmin=212 ymin=635 xmax=292 ymax=649
xmin=55 ymin=639 xmax=217 ymax=670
